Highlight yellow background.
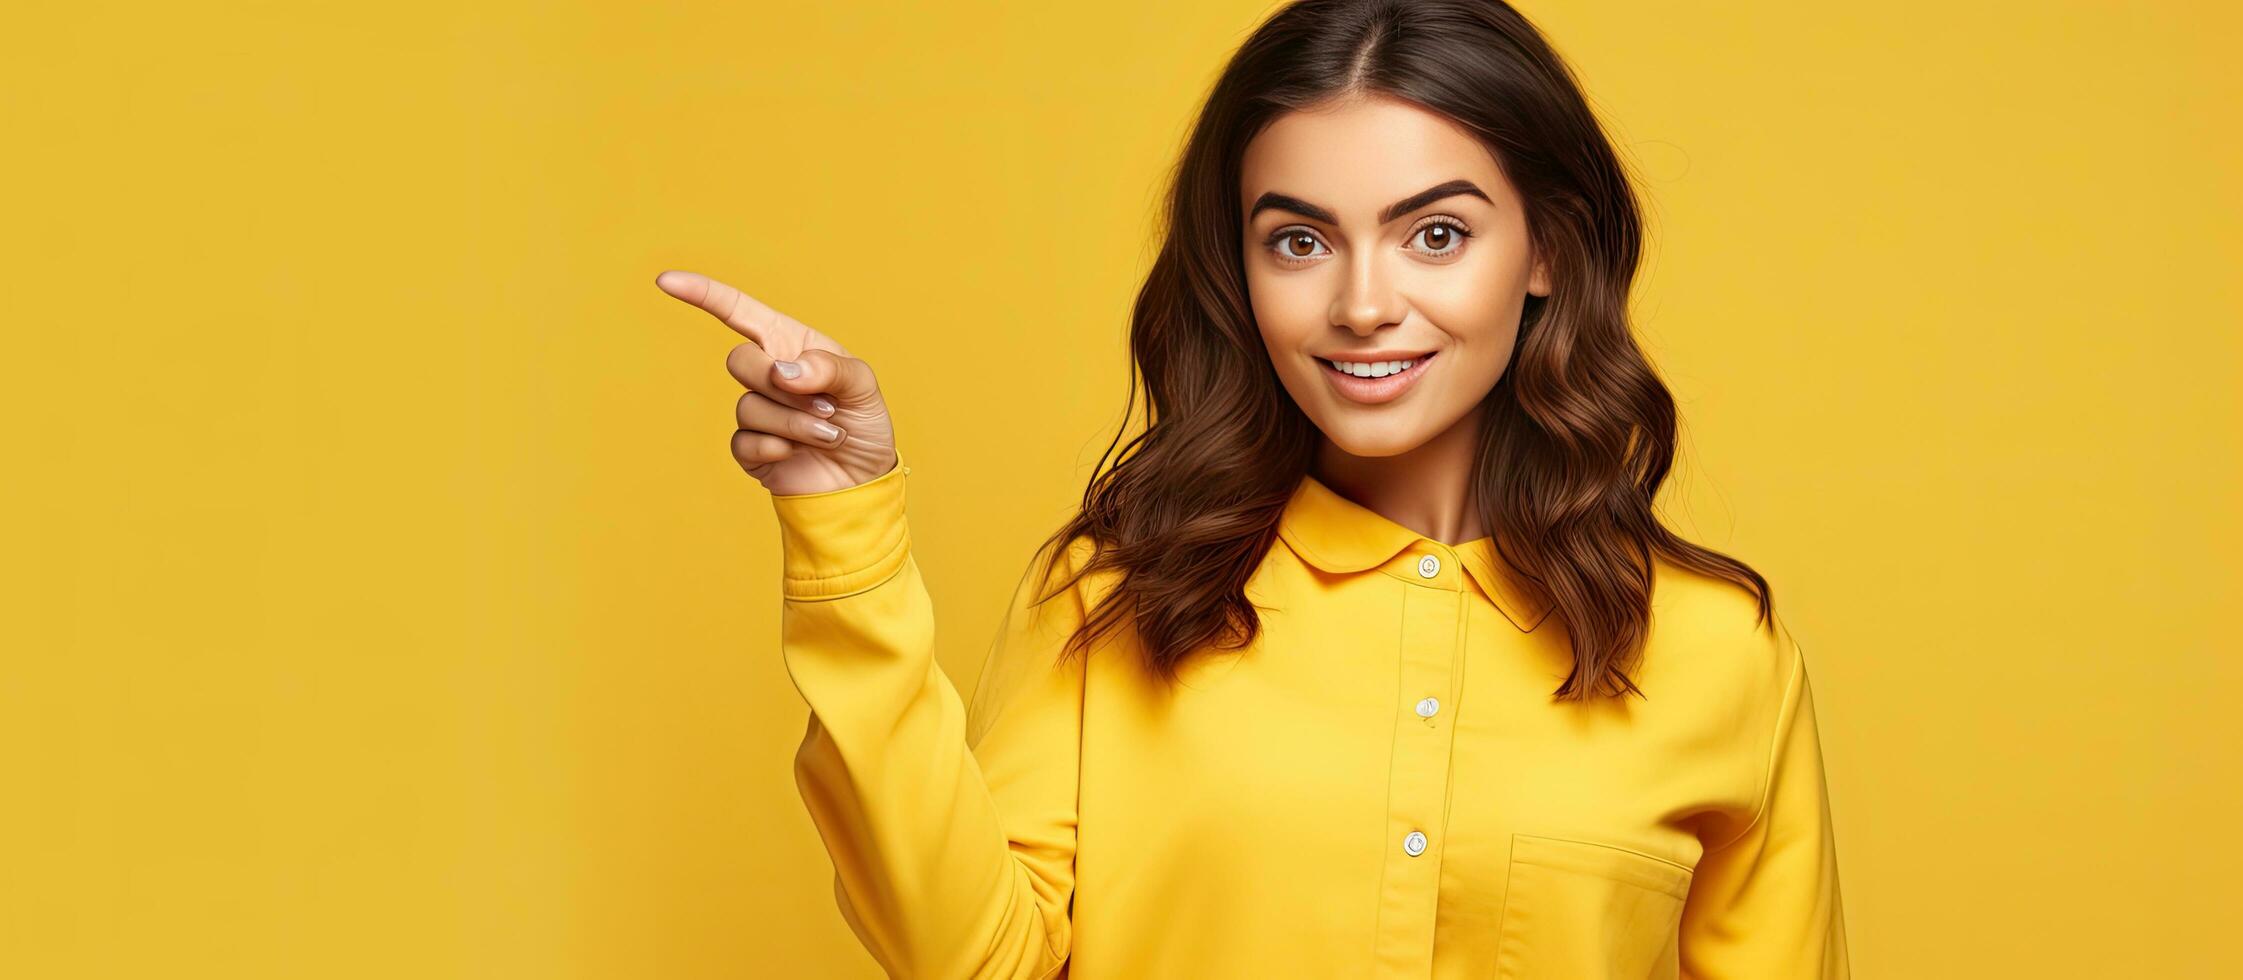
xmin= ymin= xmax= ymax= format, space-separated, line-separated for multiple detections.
xmin=4 ymin=1 xmax=2237 ymax=976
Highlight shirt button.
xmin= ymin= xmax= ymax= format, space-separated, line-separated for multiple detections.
xmin=1403 ymin=831 xmax=1428 ymax=856
xmin=1415 ymin=696 xmax=1440 ymax=718
xmin=1416 ymin=554 xmax=1441 ymax=578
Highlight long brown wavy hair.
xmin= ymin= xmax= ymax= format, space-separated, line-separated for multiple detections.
xmin=1024 ymin=0 xmax=1773 ymax=701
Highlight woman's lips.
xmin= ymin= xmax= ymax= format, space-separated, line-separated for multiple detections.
xmin=1319 ymin=351 xmax=1437 ymax=405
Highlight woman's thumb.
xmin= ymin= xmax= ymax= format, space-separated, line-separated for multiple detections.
xmin=781 ymin=349 xmax=879 ymax=404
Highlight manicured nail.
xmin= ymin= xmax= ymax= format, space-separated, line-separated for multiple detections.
xmin=774 ymin=360 xmax=801 ymax=379
xmin=811 ymin=396 xmax=834 ymax=415
xmin=811 ymin=420 xmax=842 ymax=442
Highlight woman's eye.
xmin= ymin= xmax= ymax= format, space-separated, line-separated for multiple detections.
xmin=1268 ymin=229 xmax=1328 ymax=263
xmin=1410 ymin=219 xmax=1472 ymax=257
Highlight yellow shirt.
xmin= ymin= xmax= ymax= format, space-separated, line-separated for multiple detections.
xmin=772 ymin=454 xmax=1850 ymax=979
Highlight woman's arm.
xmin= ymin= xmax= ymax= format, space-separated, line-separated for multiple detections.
xmin=1677 ymin=636 xmax=1852 ymax=978
xmin=773 ymin=455 xmax=1088 ymax=979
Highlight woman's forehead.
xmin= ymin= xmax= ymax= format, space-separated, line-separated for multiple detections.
xmin=1241 ymin=96 xmax=1509 ymax=218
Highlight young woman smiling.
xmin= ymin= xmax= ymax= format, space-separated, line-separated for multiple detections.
xmin=656 ymin=0 xmax=1849 ymax=976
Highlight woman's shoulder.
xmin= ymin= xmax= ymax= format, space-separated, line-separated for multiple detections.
xmin=1644 ymin=555 xmax=1799 ymax=696
xmin=1010 ymin=530 xmax=1122 ymax=617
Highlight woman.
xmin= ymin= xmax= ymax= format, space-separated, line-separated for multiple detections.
xmin=656 ymin=0 xmax=1849 ymax=976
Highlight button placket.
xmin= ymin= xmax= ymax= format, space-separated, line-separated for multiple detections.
xmin=1370 ymin=577 xmax=1462 ymax=975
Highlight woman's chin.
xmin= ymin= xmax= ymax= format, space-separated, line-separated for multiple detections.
xmin=1312 ymin=417 xmax=1434 ymax=459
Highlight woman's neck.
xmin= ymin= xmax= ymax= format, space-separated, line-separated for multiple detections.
xmin=1311 ymin=410 xmax=1487 ymax=546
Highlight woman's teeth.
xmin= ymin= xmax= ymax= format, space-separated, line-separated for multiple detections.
xmin=1321 ymin=356 xmax=1423 ymax=378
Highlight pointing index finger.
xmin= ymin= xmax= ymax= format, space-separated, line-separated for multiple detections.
xmin=654 ymin=269 xmax=781 ymax=343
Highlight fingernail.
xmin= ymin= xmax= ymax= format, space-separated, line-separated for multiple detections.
xmin=775 ymin=360 xmax=801 ymax=379
xmin=811 ymin=396 xmax=833 ymax=415
xmin=811 ymin=420 xmax=842 ymax=442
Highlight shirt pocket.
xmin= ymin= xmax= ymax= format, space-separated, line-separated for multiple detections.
xmin=1494 ymin=833 xmax=1694 ymax=980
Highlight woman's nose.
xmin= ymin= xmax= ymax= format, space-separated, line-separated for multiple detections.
xmin=1330 ymin=251 xmax=1402 ymax=334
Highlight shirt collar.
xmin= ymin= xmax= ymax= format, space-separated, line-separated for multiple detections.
xmin=1275 ymin=472 xmax=1554 ymax=633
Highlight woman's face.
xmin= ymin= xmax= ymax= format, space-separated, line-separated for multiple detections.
xmin=1240 ymin=92 xmax=1548 ymax=459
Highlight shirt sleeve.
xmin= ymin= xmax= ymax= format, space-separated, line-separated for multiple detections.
xmin=1678 ymin=636 xmax=1852 ymax=979
xmin=770 ymin=452 xmax=1089 ymax=980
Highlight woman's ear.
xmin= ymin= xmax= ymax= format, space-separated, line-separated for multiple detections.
xmin=1527 ymin=251 xmax=1552 ymax=298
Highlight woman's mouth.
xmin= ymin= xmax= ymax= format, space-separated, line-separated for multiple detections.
xmin=1318 ymin=351 xmax=1437 ymax=405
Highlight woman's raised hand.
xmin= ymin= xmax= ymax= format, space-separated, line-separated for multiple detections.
xmin=655 ymin=269 xmax=899 ymax=496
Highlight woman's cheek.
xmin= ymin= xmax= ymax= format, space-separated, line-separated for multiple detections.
xmin=1249 ymin=281 xmax=1325 ymax=351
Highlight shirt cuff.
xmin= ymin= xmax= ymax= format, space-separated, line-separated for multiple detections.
xmin=768 ymin=452 xmax=913 ymax=601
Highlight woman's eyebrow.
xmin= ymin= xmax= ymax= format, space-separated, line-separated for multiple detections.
xmin=1247 ymin=179 xmax=1491 ymax=225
